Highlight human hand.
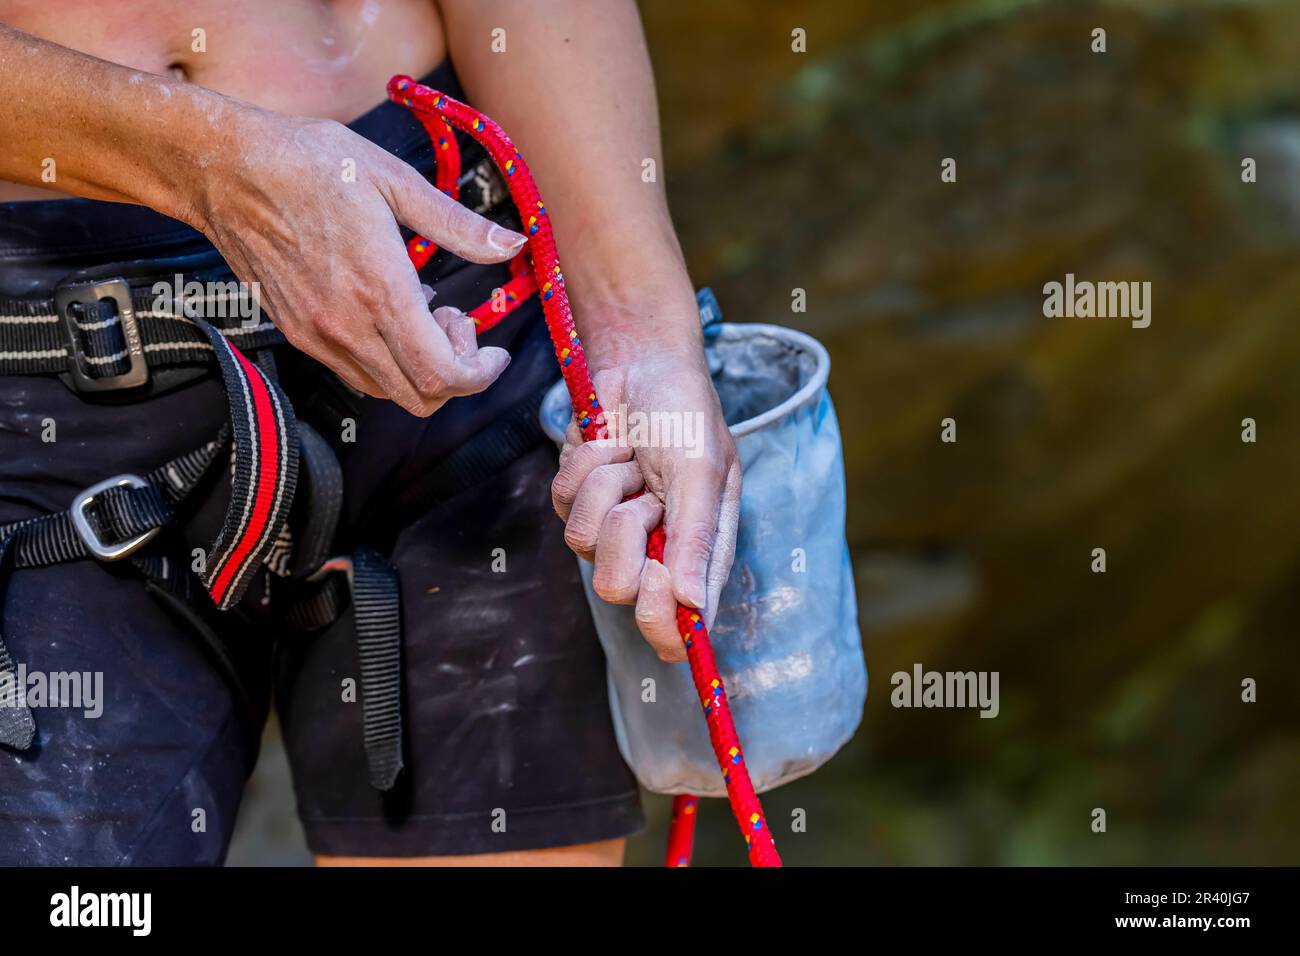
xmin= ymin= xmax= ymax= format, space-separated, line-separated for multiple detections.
xmin=552 ymin=348 xmax=740 ymax=662
xmin=195 ymin=106 xmax=525 ymax=415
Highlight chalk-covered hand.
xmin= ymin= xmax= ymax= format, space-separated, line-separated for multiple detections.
xmin=552 ymin=347 xmax=740 ymax=662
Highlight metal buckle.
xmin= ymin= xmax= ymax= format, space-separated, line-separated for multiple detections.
xmin=54 ymin=278 xmax=149 ymax=392
xmin=70 ymin=474 xmax=160 ymax=561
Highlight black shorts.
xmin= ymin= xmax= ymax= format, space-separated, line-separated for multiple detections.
xmin=0 ymin=61 xmax=643 ymax=865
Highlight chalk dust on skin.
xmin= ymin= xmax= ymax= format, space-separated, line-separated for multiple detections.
xmin=294 ymin=0 xmax=384 ymax=77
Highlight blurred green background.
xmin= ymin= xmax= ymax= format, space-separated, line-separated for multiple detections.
xmin=231 ymin=0 xmax=1300 ymax=865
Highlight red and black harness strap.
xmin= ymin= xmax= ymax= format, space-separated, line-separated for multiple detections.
xmin=195 ymin=321 xmax=299 ymax=610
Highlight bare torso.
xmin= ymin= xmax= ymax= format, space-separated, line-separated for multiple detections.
xmin=0 ymin=0 xmax=445 ymax=200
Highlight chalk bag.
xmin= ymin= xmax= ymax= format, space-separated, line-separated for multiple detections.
xmin=541 ymin=290 xmax=867 ymax=797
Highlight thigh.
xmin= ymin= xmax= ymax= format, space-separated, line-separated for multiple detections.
xmin=314 ymin=838 xmax=626 ymax=867
xmin=0 ymin=559 xmax=254 ymax=865
xmin=0 ymin=375 xmax=261 ymax=866
xmin=277 ymin=443 xmax=645 ymax=858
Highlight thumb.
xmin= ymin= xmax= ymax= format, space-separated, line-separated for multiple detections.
xmin=386 ymin=161 xmax=525 ymax=264
xmin=447 ymin=345 xmax=512 ymax=397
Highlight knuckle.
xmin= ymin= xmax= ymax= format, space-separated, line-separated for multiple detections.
xmin=593 ymin=565 xmax=638 ymax=605
xmin=413 ymin=367 xmax=451 ymax=400
xmin=589 ymin=466 xmax=620 ymax=497
xmin=634 ymin=596 xmax=667 ymax=630
xmin=655 ymin=644 xmax=687 ymax=664
xmin=634 ymin=602 xmax=659 ymax=628
xmin=606 ymin=581 xmax=639 ymax=604
xmin=551 ymin=471 xmax=577 ymax=509
xmin=591 ymin=572 xmax=629 ymax=605
xmin=608 ymin=502 xmax=651 ymax=542
xmin=679 ymin=523 xmax=716 ymax=560
xmin=603 ymin=505 xmax=636 ymax=536
xmin=583 ymin=440 xmax=624 ymax=466
xmin=425 ymin=189 xmax=463 ymax=234
xmin=554 ymin=448 xmax=598 ymax=497
xmin=446 ymin=199 xmax=483 ymax=236
xmin=572 ymin=441 xmax=602 ymax=470
xmin=564 ymin=518 xmax=597 ymax=554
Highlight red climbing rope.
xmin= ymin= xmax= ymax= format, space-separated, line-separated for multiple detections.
xmin=404 ymin=113 xmax=460 ymax=270
xmin=405 ymin=111 xmax=538 ymax=329
xmin=665 ymin=794 xmax=700 ymax=867
xmin=389 ymin=75 xmax=781 ymax=868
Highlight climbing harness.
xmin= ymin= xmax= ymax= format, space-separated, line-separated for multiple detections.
xmin=0 ymin=262 xmax=452 ymax=796
xmin=0 ymin=278 xmax=301 ymax=738
xmin=387 ymin=76 xmax=782 ymax=867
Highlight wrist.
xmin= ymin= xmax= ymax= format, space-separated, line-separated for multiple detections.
xmin=568 ymin=258 xmax=706 ymax=373
xmin=143 ymin=87 xmax=256 ymax=233
xmin=578 ymin=290 xmax=707 ymax=374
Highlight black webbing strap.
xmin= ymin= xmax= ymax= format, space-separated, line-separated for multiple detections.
xmin=0 ymin=430 xmax=229 ymax=750
xmin=287 ymin=423 xmax=344 ymax=579
xmin=351 ymin=546 xmax=404 ymax=791
xmin=0 ymin=537 xmax=36 ymax=750
xmin=0 ymin=285 xmax=284 ymax=379
xmin=0 ymin=431 xmax=227 ymax=572
xmin=280 ymin=573 xmax=350 ymax=633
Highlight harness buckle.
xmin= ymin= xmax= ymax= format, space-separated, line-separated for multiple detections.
xmin=70 ymin=474 xmax=160 ymax=561
xmin=54 ymin=278 xmax=150 ymax=392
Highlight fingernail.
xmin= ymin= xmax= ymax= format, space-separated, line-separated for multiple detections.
xmin=488 ymin=224 xmax=526 ymax=255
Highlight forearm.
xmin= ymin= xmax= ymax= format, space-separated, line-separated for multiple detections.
xmin=438 ymin=0 xmax=702 ymax=371
xmin=0 ymin=23 xmax=234 ymax=226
